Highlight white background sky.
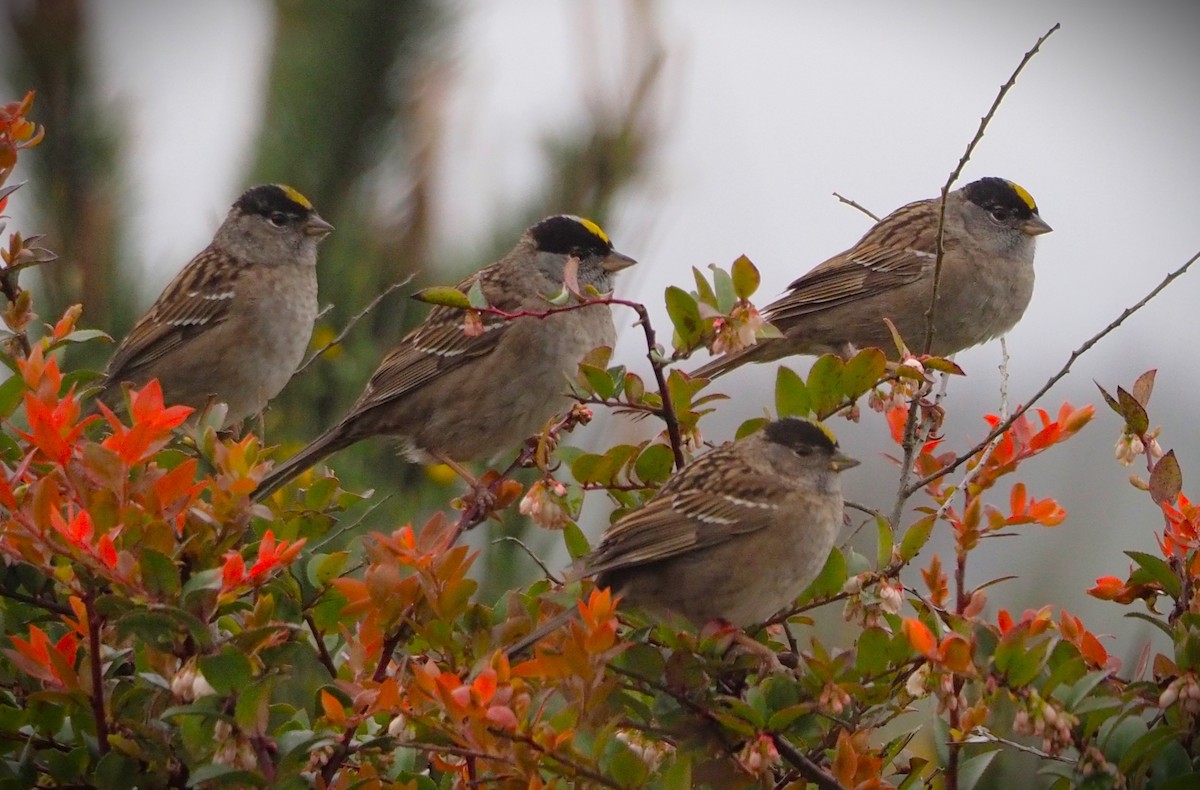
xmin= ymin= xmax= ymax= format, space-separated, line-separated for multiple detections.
xmin=7 ymin=0 xmax=1200 ymax=658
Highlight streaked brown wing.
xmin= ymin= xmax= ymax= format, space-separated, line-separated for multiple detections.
xmin=767 ymin=196 xmax=947 ymax=322
xmin=344 ymin=264 xmax=527 ymax=413
xmin=584 ymin=449 xmax=789 ymax=576
xmin=103 ymin=248 xmax=242 ymax=382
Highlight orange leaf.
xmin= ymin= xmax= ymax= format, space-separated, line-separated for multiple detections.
xmin=902 ymin=618 xmax=936 ymax=658
xmin=937 ymin=635 xmax=973 ymax=673
xmin=320 ymin=689 xmax=347 ymax=726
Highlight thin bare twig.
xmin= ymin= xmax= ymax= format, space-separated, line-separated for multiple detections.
xmin=493 ymin=536 xmax=562 ymax=583
xmin=296 ymin=274 xmax=415 ymax=375
xmin=907 ymin=248 xmax=1200 ymax=496
xmin=923 ymin=22 xmax=1061 ymax=356
xmin=832 ymin=192 xmax=880 ymax=222
xmin=891 ymin=22 xmax=1060 ymax=536
xmin=476 ymin=296 xmax=687 ymax=470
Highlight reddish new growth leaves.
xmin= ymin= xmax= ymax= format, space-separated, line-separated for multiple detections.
xmin=221 ymin=530 xmax=306 ymax=593
xmin=97 ymin=380 xmax=192 ymax=467
xmin=0 ymin=91 xmax=44 ymax=176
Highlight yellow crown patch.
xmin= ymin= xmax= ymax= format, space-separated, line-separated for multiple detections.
xmin=574 ymin=216 xmax=609 ymax=245
xmin=808 ymin=418 xmax=839 ymax=446
xmin=1006 ymin=181 xmax=1037 ymax=212
xmin=277 ymin=184 xmax=313 ymax=210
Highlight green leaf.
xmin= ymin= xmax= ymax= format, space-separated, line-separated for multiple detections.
xmin=855 ymin=627 xmax=892 ymax=675
xmin=0 ymin=374 xmax=27 ymax=419
xmin=1054 ymin=669 xmax=1114 ymax=711
xmin=730 ymin=255 xmax=760 ymax=300
xmin=841 ymin=348 xmax=887 ymax=399
xmin=563 ymin=522 xmax=591 ymax=560
xmin=1117 ymin=386 xmax=1149 ymax=435
xmin=411 ymin=286 xmax=470 ymax=310
xmin=876 ymin=515 xmax=894 ymax=569
xmin=692 ymin=266 xmax=717 ymax=309
xmin=957 ymin=749 xmax=1002 ymax=790
xmin=634 ymin=444 xmax=674 ymax=485
xmin=57 ymin=328 xmax=111 ymax=345
xmin=466 ymin=279 xmax=489 ymax=308
xmin=306 ymin=552 xmax=349 ymax=588
xmin=623 ymin=372 xmax=645 ymax=402
xmin=899 ymin=515 xmax=935 ymax=563
xmin=140 ymin=549 xmax=181 ymax=598
xmin=807 ymin=354 xmax=846 ymax=417
xmin=922 ymin=356 xmax=965 ymax=375
xmin=1095 ymin=381 xmax=1121 ymax=416
xmin=1002 ymin=637 xmax=1052 ymax=687
xmin=774 ymin=366 xmax=810 ymax=418
xmin=199 ymin=650 xmax=254 ymax=695
xmin=664 ymin=286 xmax=703 ymax=350
xmin=578 ymin=363 xmax=615 ymax=398
xmin=1149 ymin=450 xmax=1182 ymax=507
xmin=236 ymin=683 xmax=273 ymax=739
xmin=656 ymin=755 xmax=693 ymax=790
xmin=736 ymin=416 xmax=769 ymax=440
xmin=1126 ymin=550 xmax=1182 ymax=599
xmin=708 ymin=263 xmax=736 ymax=313
xmin=114 ymin=611 xmax=182 ymax=651
xmin=186 ymin=764 xmax=265 ymax=788
xmin=803 ymin=548 xmax=847 ymax=599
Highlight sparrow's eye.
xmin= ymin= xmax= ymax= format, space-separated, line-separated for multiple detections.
xmin=269 ymin=212 xmax=289 ymax=227
xmin=793 ymin=445 xmax=814 ymax=457
xmin=990 ymin=207 xmax=1011 ymax=223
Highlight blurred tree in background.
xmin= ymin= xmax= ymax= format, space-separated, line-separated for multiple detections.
xmin=5 ymin=0 xmax=132 ymax=346
xmin=1 ymin=0 xmax=665 ymax=595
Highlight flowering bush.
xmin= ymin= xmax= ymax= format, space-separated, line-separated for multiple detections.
xmin=3 ymin=76 xmax=1200 ymax=790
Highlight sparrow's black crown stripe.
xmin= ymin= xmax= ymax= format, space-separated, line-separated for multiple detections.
xmin=530 ymin=215 xmax=613 ymax=257
xmin=964 ymin=177 xmax=1039 ymax=219
xmin=234 ymin=184 xmax=314 ymax=221
xmin=764 ymin=417 xmax=838 ymax=453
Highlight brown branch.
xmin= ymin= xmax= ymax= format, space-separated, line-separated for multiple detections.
xmin=0 ymin=587 xmax=73 ymax=616
xmin=889 ymin=388 xmax=927 ymax=530
xmin=85 ymin=594 xmax=109 ymax=755
xmin=906 ymin=247 xmax=1200 ymax=496
xmin=772 ymin=734 xmax=846 ymax=790
xmin=321 ymin=622 xmax=411 ymax=783
xmin=305 ymin=614 xmax=337 ymax=677
xmin=295 ymin=274 xmax=415 ymax=375
xmin=490 ymin=729 xmax=624 ymax=789
xmin=922 ymin=22 xmax=1060 ymax=356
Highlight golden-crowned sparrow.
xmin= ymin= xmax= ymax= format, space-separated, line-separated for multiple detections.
xmin=254 ymin=215 xmax=636 ymax=500
xmin=100 ymin=184 xmax=332 ymax=426
xmin=509 ymin=418 xmax=858 ymax=654
xmin=694 ymin=177 xmax=1052 ymax=377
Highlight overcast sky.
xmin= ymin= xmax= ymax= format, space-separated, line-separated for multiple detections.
xmin=8 ymin=0 xmax=1200 ymax=658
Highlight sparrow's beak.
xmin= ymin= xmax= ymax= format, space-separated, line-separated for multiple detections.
xmin=602 ymin=250 xmax=638 ymax=272
xmin=829 ymin=451 xmax=861 ymax=473
xmin=1020 ymin=213 xmax=1053 ymax=237
xmin=305 ymin=214 xmax=335 ymax=238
